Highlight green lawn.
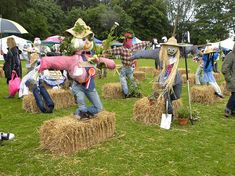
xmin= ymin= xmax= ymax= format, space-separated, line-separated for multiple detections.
xmin=0 ymin=59 xmax=235 ymax=176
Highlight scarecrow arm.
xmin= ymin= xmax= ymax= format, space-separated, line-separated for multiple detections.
xmin=39 ymin=56 xmax=72 ymax=73
xmin=97 ymin=57 xmax=116 ymax=70
xmin=132 ymin=48 xmax=160 ymax=60
xmin=131 ymin=41 xmax=152 ymax=52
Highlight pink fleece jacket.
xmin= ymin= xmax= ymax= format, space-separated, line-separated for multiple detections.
xmin=39 ymin=51 xmax=116 ymax=83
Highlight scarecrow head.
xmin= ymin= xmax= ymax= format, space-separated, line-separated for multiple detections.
xmin=123 ymin=32 xmax=134 ymax=49
xmin=66 ymin=18 xmax=94 ymax=51
xmin=160 ymin=36 xmax=180 ymax=65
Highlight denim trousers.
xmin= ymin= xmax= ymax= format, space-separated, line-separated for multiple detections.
xmin=32 ymin=84 xmax=54 ymax=113
xmin=226 ymin=92 xmax=235 ymax=113
xmin=120 ymin=66 xmax=137 ymax=95
xmin=72 ymin=81 xmax=103 ymax=115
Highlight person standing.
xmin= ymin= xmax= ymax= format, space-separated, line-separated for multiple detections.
xmin=222 ymin=44 xmax=235 ymax=117
xmin=1 ymin=37 xmax=22 ymax=85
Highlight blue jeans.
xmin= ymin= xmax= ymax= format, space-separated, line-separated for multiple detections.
xmin=32 ymin=84 xmax=54 ymax=113
xmin=120 ymin=67 xmax=136 ymax=95
xmin=72 ymin=81 xmax=103 ymax=115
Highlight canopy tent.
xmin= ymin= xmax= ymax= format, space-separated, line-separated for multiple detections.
xmin=0 ymin=35 xmax=32 ymax=60
xmin=209 ymin=37 xmax=235 ymax=50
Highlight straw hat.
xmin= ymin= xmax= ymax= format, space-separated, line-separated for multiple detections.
xmin=204 ymin=47 xmax=215 ymax=54
xmin=66 ymin=18 xmax=94 ymax=39
xmin=161 ymin=36 xmax=179 ymax=47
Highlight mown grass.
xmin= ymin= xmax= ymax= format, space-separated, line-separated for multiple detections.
xmin=0 ymin=58 xmax=235 ymax=176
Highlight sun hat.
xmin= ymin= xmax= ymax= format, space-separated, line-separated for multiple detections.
xmin=161 ymin=36 xmax=179 ymax=47
xmin=204 ymin=46 xmax=215 ymax=54
xmin=66 ymin=18 xmax=94 ymax=39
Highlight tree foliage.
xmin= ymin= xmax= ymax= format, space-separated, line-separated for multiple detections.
xmin=191 ymin=0 xmax=235 ymax=44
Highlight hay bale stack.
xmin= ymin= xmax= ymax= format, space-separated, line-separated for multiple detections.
xmin=102 ymin=83 xmax=123 ymax=99
xmin=39 ymin=111 xmax=115 ymax=155
xmin=221 ymin=82 xmax=230 ymax=96
xmin=178 ymin=68 xmax=191 ymax=75
xmin=133 ymin=97 xmax=165 ymax=124
xmin=182 ymin=73 xmax=195 ymax=85
xmin=0 ymin=68 xmax=3 ymax=78
xmin=22 ymin=89 xmax=76 ymax=113
xmin=136 ymin=67 xmax=155 ymax=75
xmin=134 ymin=71 xmax=145 ymax=81
xmin=191 ymin=85 xmax=220 ymax=104
xmin=213 ymin=72 xmax=221 ymax=81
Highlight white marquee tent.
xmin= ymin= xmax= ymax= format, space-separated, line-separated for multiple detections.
xmin=0 ymin=35 xmax=32 ymax=60
xmin=209 ymin=37 xmax=235 ymax=50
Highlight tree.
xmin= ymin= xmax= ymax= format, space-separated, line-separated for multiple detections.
xmin=82 ymin=4 xmax=133 ymax=39
xmin=166 ymin=0 xmax=196 ymax=41
xmin=55 ymin=0 xmax=101 ymax=11
xmin=191 ymin=0 xmax=235 ymax=44
xmin=115 ymin=0 xmax=169 ymax=40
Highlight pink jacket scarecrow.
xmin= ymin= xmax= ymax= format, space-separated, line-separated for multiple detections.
xmin=39 ymin=18 xmax=116 ymax=119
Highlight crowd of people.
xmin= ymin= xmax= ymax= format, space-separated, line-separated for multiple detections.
xmin=0 ymin=18 xmax=234 ymax=142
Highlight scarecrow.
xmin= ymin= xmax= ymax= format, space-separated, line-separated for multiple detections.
xmin=155 ymin=36 xmax=182 ymax=115
xmin=104 ymin=32 xmax=151 ymax=98
xmin=202 ymin=47 xmax=223 ymax=98
xmin=38 ymin=18 xmax=116 ymax=119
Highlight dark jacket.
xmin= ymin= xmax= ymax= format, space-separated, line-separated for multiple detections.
xmin=222 ymin=44 xmax=235 ymax=92
xmin=3 ymin=47 xmax=22 ymax=80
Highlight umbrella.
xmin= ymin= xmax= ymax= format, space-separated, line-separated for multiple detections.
xmin=43 ymin=35 xmax=64 ymax=44
xmin=0 ymin=18 xmax=28 ymax=34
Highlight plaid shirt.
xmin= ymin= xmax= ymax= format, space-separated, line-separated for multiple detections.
xmin=108 ymin=41 xmax=151 ymax=67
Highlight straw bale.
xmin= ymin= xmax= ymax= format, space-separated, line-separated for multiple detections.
xmin=213 ymin=72 xmax=221 ymax=81
xmin=39 ymin=111 xmax=115 ymax=155
xmin=153 ymin=69 xmax=161 ymax=77
xmin=178 ymin=68 xmax=191 ymax=75
xmin=134 ymin=71 xmax=145 ymax=81
xmin=133 ymin=97 xmax=165 ymax=124
xmin=182 ymin=73 xmax=195 ymax=85
xmin=0 ymin=64 xmax=3 ymax=68
xmin=0 ymin=68 xmax=3 ymax=78
xmin=191 ymin=85 xmax=220 ymax=104
xmin=136 ymin=67 xmax=155 ymax=75
xmin=221 ymin=82 xmax=230 ymax=96
xmin=22 ymin=89 xmax=76 ymax=113
xmin=102 ymin=83 xmax=123 ymax=99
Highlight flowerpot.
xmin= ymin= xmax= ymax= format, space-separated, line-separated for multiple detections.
xmin=178 ymin=118 xmax=189 ymax=126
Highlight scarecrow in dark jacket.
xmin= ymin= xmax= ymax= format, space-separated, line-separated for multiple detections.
xmin=222 ymin=44 xmax=235 ymax=117
xmin=156 ymin=36 xmax=182 ymax=115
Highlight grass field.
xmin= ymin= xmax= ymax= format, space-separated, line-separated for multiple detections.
xmin=0 ymin=58 xmax=235 ymax=176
